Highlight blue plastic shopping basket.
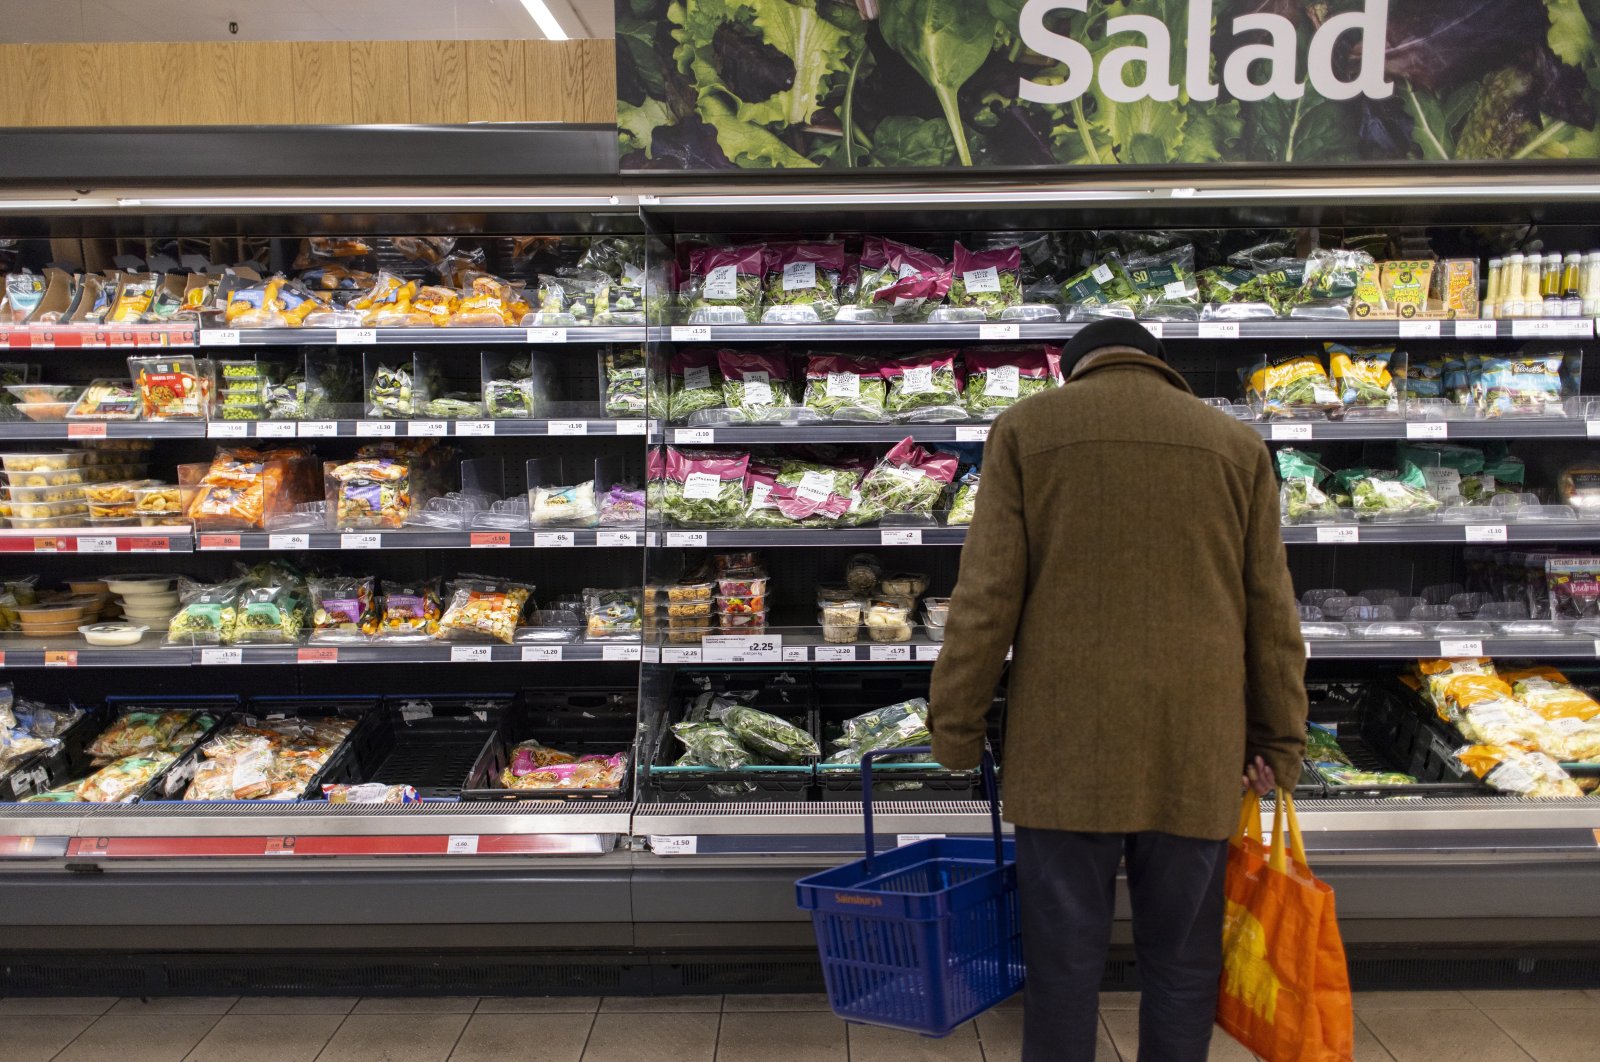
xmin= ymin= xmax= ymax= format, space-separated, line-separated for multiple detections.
xmin=795 ymin=746 xmax=1022 ymax=1036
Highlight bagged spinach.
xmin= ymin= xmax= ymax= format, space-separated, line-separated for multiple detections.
xmin=830 ymin=698 xmax=932 ymax=762
xmin=660 ymin=447 xmax=749 ymax=527
xmin=603 ymin=348 xmax=647 ymax=417
xmin=1122 ymin=244 xmax=1200 ymax=320
xmin=688 ymin=245 xmax=764 ymax=323
xmin=949 ymin=242 xmax=1023 ymax=319
xmin=667 ymin=349 xmax=724 ymax=423
xmin=1059 ymin=257 xmax=1138 ymax=318
xmin=802 ymin=354 xmax=887 ymax=421
xmin=716 ymin=350 xmax=794 ymax=422
xmin=709 ymin=702 xmax=819 ymax=763
xmin=671 ymin=722 xmax=756 ymax=769
xmin=963 ymin=346 xmax=1056 ymax=419
xmin=1326 ymin=343 xmax=1400 ymax=413
xmin=762 ymin=242 xmax=844 ymax=323
xmin=882 ymin=350 xmax=964 ymax=421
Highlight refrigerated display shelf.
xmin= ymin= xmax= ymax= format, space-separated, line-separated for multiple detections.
xmin=0 ymin=529 xmax=189 ymax=553
xmin=0 ymin=418 xmax=650 ymax=441
xmin=652 ymin=527 xmax=968 ymax=548
xmin=1280 ymin=523 xmax=1600 ymax=544
xmin=0 ymin=640 xmax=642 ymax=667
xmin=198 ymin=326 xmax=646 ymax=346
xmin=1305 ymin=637 xmax=1600 ymax=659
xmin=199 ymin=529 xmax=643 ymax=550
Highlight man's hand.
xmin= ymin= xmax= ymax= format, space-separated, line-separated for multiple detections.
xmin=1243 ymin=755 xmax=1277 ymax=796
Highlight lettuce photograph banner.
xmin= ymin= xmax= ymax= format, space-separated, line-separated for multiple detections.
xmin=615 ymin=0 xmax=1600 ymax=170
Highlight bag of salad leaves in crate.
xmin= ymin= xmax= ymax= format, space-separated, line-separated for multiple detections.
xmin=708 ymin=701 xmax=818 ymax=764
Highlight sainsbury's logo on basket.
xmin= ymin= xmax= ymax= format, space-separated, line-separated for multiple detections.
xmin=834 ymin=892 xmax=884 ymax=907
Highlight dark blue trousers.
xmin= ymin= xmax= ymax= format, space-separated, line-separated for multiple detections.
xmin=1015 ymin=827 xmax=1229 ymax=1062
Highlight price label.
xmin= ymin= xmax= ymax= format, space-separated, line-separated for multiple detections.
xmin=534 ymin=531 xmax=576 ymax=549
xmin=1405 ymin=421 xmax=1449 ymax=439
xmin=671 ymin=326 xmax=712 ymax=342
xmin=44 ymin=651 xmax=77 ymax=668
xmin=199 ymin=534 xmax=241 ymax=550
xmin=954 ymin=426 xmax=990 ymax=443
xmin=641 ymin=647 xmax=661 ymax=663
xmin=446 ymin=835 xmax=480 ymax=855
xmin=1465 ymin=524 xmax=1509 ymax=543
xmin=978 ymin=323 xmax=1020 ymax=340
xmin=470 ymin=532 xmax=511 ymax=548
xmin=782 ymin=646 xmax=809 ymax=662
xmin=602 ymin=644 xmax=642 ymax=662
xmin=815 ymin=645 xmax=857 ymax=662
xmin=408 ymin=421 xmax=448 ymax=437
xmin=646 ymin=532 xmax=660 ymax=547
xmin=1439 ymin=639 xmax=1485 ymax=657
xmin=674 ymin=428 xmax=714 ymax=444
xmin=1140 ymin=322 xmax=1164 ymax=338
xmin=264 ymin=837 xmax=296 ymax=856
xmin=341 ymin=533 xmax=382 ymax=549
xmin=268 ymin=533 xmax=309 ymax=550
xmin=1315 ymin=526 xmax=1359 ymax=544
xmin=1455 ymin=320 xmax=1497 ymax=338
xmin=335 ymin=328 xmax=376 ymax=345
xmin=1593 ymin=638 xmax=1600 ymax=658
xmin=521 ymin=646 xmax=564 ymax=663
xmin=869 ymin=644 xmax=912 ymax=662
xmin=547 ymin=420 xmax=589 ymax=436
xmin=256 ymin=421 xmax=296 ymax=438
xmin=897 ymin=834 xmax=946 ymax=847
xmin=450 ymin=645 xmax=493 ymax=663
xmin=525 ymin=327 xmax=568 ymax=343
xmin=650 ymin=835 xmax=699 ymax=856
xmin=456 ymin=420 xmax=495 ymax=437
xmin=204 ymin=329 xmax=242 ymax=346
xmin=1270 ymin=423 xmax=1313 ymax=440
xmin=297 ymin=647 xmax=338 ymax=663
xmin=1398 ymin=320 xmax=1441 ymax=338
xmin=298 ymin=421 xmax=338 ymax=438
xmin=1514 ymin=318 xmax=1594 ymax=338
xmin=661 ymin=647 xmax=702 ymax=664
xmin=615 ymin=420 xmax=647 ymax=436
xmin=916 ymin=644 xmax=943 ymax=662
xmin=702 ymin=635 xmax=783 ymax=663
xmin=77 ymin=536 xmax=118 ymax=553
xmin=1198 ymin=321 xmax=1241 ymax=339
xmin=1588 ymin=420 xmax=1600 ymax=438
xmin=200 ymin=648 xmax=242 ymax=666
xmin=597 ymin=530 xmax=638 ymax=547
xmin=66 ymin=422 xmax=107 ymax=439
xmin=666 ymin=531 xmax=708 ymax=547
xmin=207 ymin=421 xmax=248 ymax=438
xmin=356 ymin=421 xmax=396 ymax=437
xmin=126 ymin=537 xmax=170 ymax=553
xmin=880 ymin=529 xmax=923 ymax=546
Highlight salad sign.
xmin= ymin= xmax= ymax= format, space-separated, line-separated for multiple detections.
xmin=618 ymin=0 xmax=1600 ymax=169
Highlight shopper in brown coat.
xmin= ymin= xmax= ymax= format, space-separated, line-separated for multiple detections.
xmin=929 ymin=318 xmax=1307 ymax=1062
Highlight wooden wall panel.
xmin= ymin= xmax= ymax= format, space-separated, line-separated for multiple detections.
xmin=0 ymin=39 xmax=615 ymax=128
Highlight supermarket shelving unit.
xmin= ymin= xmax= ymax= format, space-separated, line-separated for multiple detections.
xmin=1 ymin=126 xmax=1599 ymax=993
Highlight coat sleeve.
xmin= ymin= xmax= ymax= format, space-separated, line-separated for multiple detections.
xmin=930 ymin=417 xmax=1027 ymax=771
xmin=1242 ymin=443 xmax=1307 ymax=788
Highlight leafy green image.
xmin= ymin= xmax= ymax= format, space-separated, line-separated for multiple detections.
xmin=619 ymin=0 xmax=1600 ymax=169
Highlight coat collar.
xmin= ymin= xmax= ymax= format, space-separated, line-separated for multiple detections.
xmin=1066 ymin=346 xmax=1193 ymax=395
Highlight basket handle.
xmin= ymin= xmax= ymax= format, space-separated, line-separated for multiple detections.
xmin=861 ymin=745 xmax=1001 ymax=876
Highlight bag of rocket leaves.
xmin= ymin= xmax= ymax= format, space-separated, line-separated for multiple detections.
xmin=1121 ymin=244 xmax=1200 ymax=320
xmin=1332 ymin=463 xmax=1441 ymax=520
xmin=708 ymin=701 xmax=818 ymax=764
xmin=1276 ymin=449 xmax=1340 ymax=524
xmin=762 ymin=242 xmax=844 ymax=323
xmin=949 ymin=243 xmax=1023 ymax=319
xmin=660 ymin=447 xmax=749 ymax=527
xmin=1294 ymin=248 xmax=1371 ymax=318
xmin=688 ymin=245 xmax=764 ymax=323
xmin=1247 ymin=352 xmax=1342 ymax=418
xmin=963 ymin=347 xmax=1056 ymax=418
xmin=667 ymin=350 xmax=723 ymax=423
xmin=1326 ymin=343 xmax=1399 ymax=412
xmin=882 ymin=350 xmax=964 ymax=421
xmin=802 ymin=354 xmax=886 ymax=421
xmin=947 ymin=467 xmax=980 ymax=526
xmin=717 ymin=350 xmax=793 ymax=423
xmin=854 ymin=438 xmax=959 ymax=524
xmin=603 ymin=348 xmax=646 ymax=417
xmin=827 ymin=698 xmax=934 ymax=764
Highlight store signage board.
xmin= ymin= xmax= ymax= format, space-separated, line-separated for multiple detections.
xmin=618 ymin=0 xmax=1600 ymax=171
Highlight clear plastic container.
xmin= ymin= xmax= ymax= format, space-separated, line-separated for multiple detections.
xmin=715 ymin=594 xmax=765 ymax=615
xmin=666 ymin=582 xmax=715 ymax=604
xmin=1319 ymin=596 xmax=1370 ymax=619
xmin=15 ymin=402 xmax=72 ymax=422
xmin=4 ymin=482 xmax=84 ymax=503
xmin=104 ymin=574 xmax=177 ymax=596
xmin=761 ymin=304 xmax=825 ymax=325
xmin=922 ymin=596 xmax=950 ymax=625
xmin=925 ymin=306 xmax=987 ymax=324
xmin=819 ymin=603 xmax=862 ymax=643
xmin=4 ymin=384 xmax=78 ymax=404
xmin=864 ymin=598 xmax=914 ymax=642
xmin=716 ymin=573 xmax=769 ymax=597
xmin=66 ymin=379 xmax=140 ymax=420
xmin=78 ymin=623 xmax=148 ymax=646
xmin=879 ymin=572 xmax=929 ymax=597
xmin=666 ymin=600 xmax=713 ymax=620
xmin=834 ymin=306 xmax=891 ymax=324
xmin=86 ymin=514 xmax=139 ymax=527
xmin=138 ymin=512 xmax=188 ymax=527
xmin=0 ymin=451 xmax=86 ymax=473
xmin=7 ymin=515 xmax=75 ymax=529
xmin=718 ymin=611 xmax=767 ymax=630
xmin=922 ymin=609 xmax=947 ymax=640
xmin=83 ymin=479 xmax=158 ymax=506
xmin=8 ymin=498 xmax=87 ymax=521
xmin=87 ymin=501 xmax=137 ymax=519
xmin=15 ymin=597 xmax=98 ymax=623
xmin=82 ymin=464 xmax=149 ymax=485
xmin=1299 ymin=588 xmax=1348 ymax=608
xmin=816 ymin=584 xmax=857 ymax=605
xmin=686 ymin=305 xmax=753 ymax=326
xmin=131 ymin=485 xmax=182 ymax=513
xmin=1301 ymin=622 xmax=1351 ymax=639
xmin=1000 ymin=303 xmax=1064 ymax=322
xmin=666 ymin=624 xmax=715 ymax=644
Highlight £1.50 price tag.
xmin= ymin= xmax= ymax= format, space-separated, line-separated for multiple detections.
xmin=651 ymin=835 xmax=698 ymax=856
xmin=701 ymin=635 xmax=783 ymax=663
xmin=450 ymin=645 xmax=493 ymax=663
xmin=341 ymin=533 xmax=382 ymax=549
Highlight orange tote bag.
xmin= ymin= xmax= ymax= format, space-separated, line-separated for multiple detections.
xmin=1216 ymin=791 xmax=1354 ymax=1062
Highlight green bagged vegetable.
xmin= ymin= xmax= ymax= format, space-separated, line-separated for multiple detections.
xmin=1276 ymin=449 xmax=1339 ymax=524
xmin=1326 ymin=342 xmax=1400 ymax=412
xmin=830 ymin=697 xmax=933 ymax=762
xmin=1333 ymin=463 xmax=1441 ymax=519
xmin=883 ymin=351 xmax=963 ymax=421
xmin=1122 ymin=244 xmax=1200 ymax=320
xmin=717 ymin=350 xmax=793 ymax=422
xmin=1059 ymin=257 xmax=1138 ymax=317
xmin=1247 ymin=352 xmax=1342 ymax=418
xmin=802 ymin=354 xmax=886 ymax=421
xmin=949 ymin=243 xmax=1022 ymax=319
xmin=853 ymin=438 xmax=959 ymax=525
xmin=947 ymin=468 xmax=980 ymax=526
xmin=711 ymin=703 xmax=818 ymax=764
xmin=688 ymin=245 xmax=764 ymax=323
xmin=667 ymin=350 xmax=724 ymax=423
xmin=963 ymin=347 xmax=1057 ymax=418
xmin=671 ymin=722 xmax=755 ymax=769
xmin=762 ymin=243 xmax=844 ymax=323
xmin=604 ymin=348 xmax=647 ymax=417
xmin=660 ymin=447 xmax=749 ymax=527
xmin=1306 ymin=722 xmax=1351 ymax=766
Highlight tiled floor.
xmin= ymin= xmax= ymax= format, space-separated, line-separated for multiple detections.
xmin=2 ymin=989 xmax=1596 ymax=1061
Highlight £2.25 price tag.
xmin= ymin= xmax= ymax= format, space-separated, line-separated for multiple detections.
xmin=701 ymin=635 xmax=783 ymax=663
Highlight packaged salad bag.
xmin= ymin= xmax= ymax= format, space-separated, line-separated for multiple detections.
xmin=947 ymin=467 xmax=980 ymax=526
xmin=1247 ymin=352 xmax=1342 ymax=419
xmin=661 ymin=447 xmax=750 ymax=527
xmin=854 ymin=438 xmax=960 ymax=524
xmin=762 ymin=242 xmax=845 ymax=323
xmin=853 ymin=237 xmax=937 ymax=313
xmin=687 ymin=245 xmax=764 ymax=324
xmin=1276 ymin=449 xmax=1340 ymax=524
xmin=769 ymin=459 xmax=860 ymax=525
xmin=1331 ymin=463 xmax=1441 ymax=520
xmin=716 ymin=350 xmax=795 ymax=423
xmin=947 ymin=242 xmax=1023 ymax=320
xmin=869 ymin=243 xmax=951 ymax=320
xmin=439 ymin=576 xmax=532 ymax=644
xmin=740 ymin=461 xmax=790 ymax=529
xmin=1121 ymin=244 xmax=1201 ymax=320
xmin=309 ymin=574 xmax=379 ymax=641
xmin=802 ymin=354 xmax=886 ymax=422
xmin=1478 ymin=353 xmax=1570 ymax=417
xmin=1326 ymin=342 xmax=1401 ymax=414
xmin=963 ymin=346 xmax=1056 ymax=418
xmin=882 ymin=350 xmax=964 ymax=421
xmin=667 ymin=349 xmax=724 ymax=423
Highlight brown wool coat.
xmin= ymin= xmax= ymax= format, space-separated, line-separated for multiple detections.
xmin=929 ymin=347 xmax=1307 ymax=841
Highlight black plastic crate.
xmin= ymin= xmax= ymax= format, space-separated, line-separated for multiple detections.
xmin=357 ymin=721 xmax=500 ymax=800
xmin=813 ymin=668 xmax=984 ymax=802
xmin=382 ymin=693 xmax=516 ymax=734
xmin=461 ymin=688 xmax=637 ymax=802
xmin=1309 ymin=684 xmax=1485 ymax=797
xmin=645 ymin=673 xmax=815 ymax=803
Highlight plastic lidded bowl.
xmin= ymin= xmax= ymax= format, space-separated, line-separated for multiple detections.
xmin=0 ymin=451 xmax=86 ymax=473
xmin=78 ymin=623 xmax=149 ymax=646
xmin=16 ymin=402 xmax=73 ymax=422
xmin=5 ymin=385 xmax=80 ymax=404
xmin=8 ymin=498 xmax=87 ymax=521
xmin=3 ymin=482 xmax=85 ymax=503
xmin=2 ymin=466 xmax=86 ymax=487
xmin=104 ymin=574 xmax=178 ymax=596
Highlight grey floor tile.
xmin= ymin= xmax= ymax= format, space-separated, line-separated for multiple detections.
xmin=109 ymin=997 xmax=239 ymax=1015
xmin=314 ymin=1013 xmax=471 ymax=1062
xmin=580 ymin=1012 xmax=719 ymax=1062
xmin=0 ymin=996 xmax=117 ymax=1015
xmin=52 ymin=1014 xmax=224 ymax=1062
xmin=1353 ymin=990 xmax=1474 ymax=1011
xmin=228 ymin=996 xmax=359 ymax=1015
xmin=447 ymin=1012 xmax=593 ymax=1062
xmin=1480 ymin=1007 xmax=1599 ymax=1062
xmin=598 ymin=994 xmax=722 ymax=1013
xmin=1463 ymin=989 xmax=1599 ymax=1009
xmin=1354 ymin=1017 xmax=1397 ymax=1062
xmin=2 ymin=1014 xmax=96 ymax=1062
xmin=847 ymin=1019 xmax=985 ymax=1061
xmin=714 ymin=1011 xmax=847 ymax=1062
xmin=720 ymin=993 xmax=831 ymax=1012
xmin=474 ymin=996 xmax=602 ymax=1013
xmin=1360 ymin=1007 xmax=1535 ymax=1062
xmin=181 ymin=1012 xmax=344 ymax=1062
xmin=1098 ymin=992 xmax=1141 ymax=1011
xmin=1101 ymin=1011 xmax=1254 ymax=1061
xmin=352 ymin=996 xmax=481 ymax=1014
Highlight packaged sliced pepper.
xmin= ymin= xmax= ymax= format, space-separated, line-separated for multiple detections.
xmin=309 ymin=574 xmax=379 ymax=640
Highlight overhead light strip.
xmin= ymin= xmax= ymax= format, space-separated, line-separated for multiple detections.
xmin=519 ymin=0 xmax=569 ymax=40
